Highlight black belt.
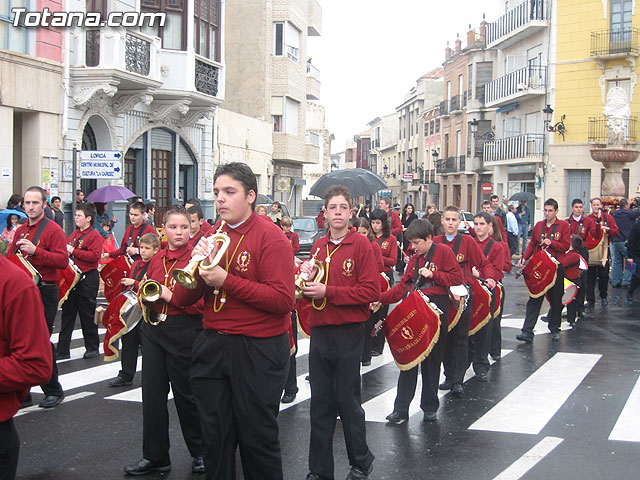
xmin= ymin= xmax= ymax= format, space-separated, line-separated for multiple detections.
xmin=39 ymin=281 xmax=57 ymax=286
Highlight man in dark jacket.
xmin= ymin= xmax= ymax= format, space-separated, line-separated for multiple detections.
xmin=626 ymin=217 xmax=640 ymax=301
xmin=611 ymin=199 xmax=640 ymax=287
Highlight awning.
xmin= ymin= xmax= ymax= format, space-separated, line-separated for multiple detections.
xmin=496 ymin=103 xmax=519 ymax=114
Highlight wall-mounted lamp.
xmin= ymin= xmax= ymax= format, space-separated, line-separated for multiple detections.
xmin=383 ymin=165 xmax=388 ymax=177
xmin=543 ymin=104 xmax=566 ymax=141
xmin=470 ymin=118 xmax=495 ymax=140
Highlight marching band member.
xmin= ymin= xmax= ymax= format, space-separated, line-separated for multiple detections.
xmin=56 ymin=202 xmax=104 ymax=360
xmin=585 ymin=197 xmax=619 ymax=307
xmin=108 ymin=233 xmax=160 ymax=387
xmin=124 ymin=205 xmax=205 ymax=476
xmin=102 ymin=201 xmax=157 ymax=263
xmin=369 ymin=208 xmax=397 ymax=357
xmin=187 ymin=204 xmax=209 ymax=247
xmin=173 ymin=163 xmax=294 ymax=480
xmin=559 ymin=235 xmax=587 ymax=326
xmin=282 ymin=215 xmax=300 ymax=404
xmin=566 ymin=198 xmax=596 ymax=319
xmin=0 ymin=255 xmax=53 ymax=479
xmin=486 ymin=214 xmax=511 ymax=360
xmin=469 ymin=212 xmax=509 ymax=377
xmin=8 ymin=186 xmax=67 ymax=409
xmin=435 ymin=206 xmax=499 ymax=396
xmin=516 ymin=198 xmax=570 ymax=343
xmin=379 ymin=219 xmax=463 ymax=424
xmin=301 ymin=185 xmax=379 ymax=480
xmin=353 ymin=217 xmax=385 ymax=367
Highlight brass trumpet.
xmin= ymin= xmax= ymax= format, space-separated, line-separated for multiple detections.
xmin=294 ymin=248 xmax=325 ymax=299
xmin=139 ymin=279 xmax=162 ymax=304
xmin=173 ymin=221 xmax=231 ymax=289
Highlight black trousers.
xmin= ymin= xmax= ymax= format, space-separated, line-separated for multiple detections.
xmin=587 ymin=262 xmax=610 ymax=302
xmin=37 ymin=283 xmax=63 ymax=398
xmin=309 ymin=322 xmax=374 ymax=479
xmin=0 ymin=419 xmax=19 ymax=480
xmin=58 ymin=270 xmax=99 ymax=354
xmin=469 ymin=286 xmax=503 ymax=375
xmin=140 ymin=315 xmax=203 ymax=464
xmin=371 ymin=271 xmax=394 ymax=354
xmin=191 ymin=330 xmax=289 ymax=480
xmin=489 ymin=286 xmax=506 ymax=358
xmin=522 ymin=266 xmax=565 ymax=335
xmin=361 ymin=311 xmax=376 ymax=364
xmin=394 ymin=295 xmax=449 ymax=415
xmin=443 ymin=292 xmax=471 ymax=385
xmin=284 ymin=312 xmax=299 ymax=395
xmin=565 ymin=276 xmax=581 ymax=323
xmin=507 ymin=232 xmax=518 ymax=256
xmin=118 ymin=320 xmax=141 ymax=382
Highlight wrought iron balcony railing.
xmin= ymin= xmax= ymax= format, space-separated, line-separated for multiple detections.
xmin=440 ymin=100 xmax=448 ymax=116
xmin=195 ymin=58 xmax=220 ymax=97
xmin=486 ymin=0 xmax=549 ymax=46
xmin=588 ymin=117 xmax=637 ymax=143
xmin=485 ymin=65 xmax=547 ymax=104
xmin=591 ymin=28 xmax=639 ymax=56
xmin=125 ymin=33 xmax=151 ymax=76
xmin=483 ymin=134 xmax=544 ymax=163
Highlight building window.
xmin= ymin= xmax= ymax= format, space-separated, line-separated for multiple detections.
xmin=142 ymin=0 xmax=186 ymax=50
xmin=435 ymin=119 xmax=440 ymax=134
xmin=0 ymin=0 xmax=29 ymax=54
xmin=273 ymin=21 xmax=300 ymax=61
xmin=194 ymin=0 xmax=220 ymax=61
xmin=86 ymin=0 xmax=106 ymax=14
xmin=611 ymin=0 xmax=632 ymax=35
xmin=271 ymin=96 xmax=299 ymax=135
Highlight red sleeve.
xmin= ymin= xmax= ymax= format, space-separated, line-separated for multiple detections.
xmin=325 ymin=239 xmax=380 ymax=305
xmin=109 ymin=226 xmax=131 ymax=258
xmin=390 ymin=211 xmax=402 ymax=236
xmin=380 ymin=254 xmax=416 ymax=305
xmin=523 ymin=223 xmax=541 ymax=260
xmin=381 ymin=235 xmax=398 ymax=268
xmin=500 ymin=242 xmax=512 ymax=272
xmin=0 ymin=266 xmax=53 ymax=396
xmin=372 ymin=242 xmax=385 ymax=272
xmin=317 ymin=212 xmax=324 ymax=229
xmin=431 ymin=247 xmax=465 ymax=287
xmin=584 ymin=216 xmax=597 ymax=238
xmin=291 ymin=232 xmax=300 ymax=254
xmin=607 ymin=213 xmax=619 ymax=238
xmin=33 ymin=224 xmax=68 ymax=270
xmin=221 ymin=235 xmax=295 ymax=316
xmin=549 ymin=221 xmax=571 ymax=255
xmin=71 ymin=231 xmax=103 ymax=265
xmin=468 ymin=238 xmax=501 ymax=281
xmin=485 ymin=243 xmax=506 ymax=278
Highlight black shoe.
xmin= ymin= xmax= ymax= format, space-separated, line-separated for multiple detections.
xmin=451 ymin=383 xmax=464 ymax=396
xmin=306 ymin=473 xmax=330 ymax=480
xmin=585 ymin=301 xmax=595 ymax=308
xmin=516 ymin=333 xmax=534 ymax=344
xmin=305 ymin=375 xmax=310 ymax=381
xmin=281 ymin=392 xmax=296 ymax=404
xmin=370 ymin=350 xmax=382 ymax=357
xmin=83 ymin=350 xmax=100 ymax=359
xmin=38 ymin=394 xmax=64 ymax=409
xmin=601 ymin=298 xmax=608 ymax=306
xmin=490 ymin=353 xmax=501 ymax=362
xmin=361 ymin=360 xmax=371 ymax=366
xmin=109 ymin=376 xmax=133 ymax=387
xmin=551 ymin=332 xmax=560 ymax=341
xmin=438 ymin=379 xmax=453 ymax=390
xmin=423 ymin=411 xmax=437 ymax=422
xmin=476 ymin=372 xmax=488 ymax=382
xmin=21 ymin=394 xmax=33 ymax=408
xmin=346 ymin=464 xmax=373 ymax=479
xmin=567 ymin=319 xmax=575 ymax=326
xmin=124 ymin=458 xmax=171 ymax=476
xmin=385 ymin=411 xmax=408 ymax=425
xmin=540 ymin=315 xmax=548 ymax=323
xmin=56 ymin=351 xmax=70 ymax=360
xmin=578 ymin=311 xmax=589 ymax=319
xmin=191 ymin=455 xmax=205 ymax=474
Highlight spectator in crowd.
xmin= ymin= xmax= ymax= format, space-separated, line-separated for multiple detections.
xmin=425 ymin=204 xmax=437 ymax=216
xmin=268 ymin=201 xmax=283 ymax=227
xmin=44 ymin=200 xmax=54 ymax=220
xmin=256 ymin=205 xmax=268 ymax=216
xmin=7 ymin=194 xmax=23 ymax=212
xmin=626 ymin=217 xmax=640 ymax=301
xmin=516 ymin=200 xmax=531 ymax=254
xmin=427 ymin=211 xmax=444 ymax=236
xmin=99 ymin=221 xmax=118 ymax=265
xmin=76 ymin=189 xmax=85 ymax=204
xmin=51 ymin=196 xmax=64 ymax=229
xmin=611 ymin=198 xmax=640 ymax=288
xmin=506 ymin=204 xmax=519 ymax=256
xmin=94 ymin=203 xmax=116 ymax=239
xmin=490 ymin=194 xmax=507 ymax=227
xmin=146 ymin=202 xmax=156 ymax=226
xmin=317 ymin=206 xmax=325 ymax=230
xmin=1 ymin=214 xmax=20 ymax=246
xmin=401 ymin=203 xmax=419 ymax=259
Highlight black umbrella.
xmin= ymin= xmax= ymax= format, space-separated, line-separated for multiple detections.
xmin=510 ymin=191 xmax=536 ymax=202
xmin=309 ymin=168 xmax=387 ymax=198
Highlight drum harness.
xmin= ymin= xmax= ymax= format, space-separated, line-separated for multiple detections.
xmin=15 ymin=217 xmax=51 ymax=285
xmin=68 ymin=229 xmax=91 ymax=283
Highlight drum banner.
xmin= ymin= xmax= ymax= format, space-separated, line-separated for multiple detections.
xmin=57 ymin=262 xmax=81 ymax=309
xmin=295 ymin=297 xmax=312 ymax=338
xmin=584 ymin=230 xmax=608 ymax=267
xmin=491 ymin=283 xmax=503 ymax=319
xmin=447 ymin=295 xmax=467 ymax=332
xmin=100 ymin=256 xmax=131 ymax=302
xmin=469 ymin=279 xmax=492 ymax=336
xmin=382 ymin=290 xmax=441 ymax=371
xmin=7 ymin=253 xmax=41 ymax=284
xmin=522 ymin=250 xmax=559 ymax=298
xmin=101 ymin=293 xmax=131 ymax=361
xmin=372 ymin=273 xmax=391 ymax=314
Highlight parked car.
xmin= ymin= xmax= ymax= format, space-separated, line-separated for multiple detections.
xmin=458 ymin=211 xmax=475 ymax=234
xmin=293 ymin=216 xmax=323 ymax=257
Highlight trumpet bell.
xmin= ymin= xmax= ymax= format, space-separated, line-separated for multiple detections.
xmin=140 ymin=279 xmax=162 ymax=303
xmin=172 ymin=258 xmax=200 ymax=289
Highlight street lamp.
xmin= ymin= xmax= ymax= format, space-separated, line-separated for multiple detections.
xmin=383 ymin=165 xmax=388 ymax=177
xmin=470 ymin=118 xmax=495 ymax=140
xmin=431 ymin=150 xmax=439 ymax=181
xmin=543 ymin=104 xmax=566 ymax=140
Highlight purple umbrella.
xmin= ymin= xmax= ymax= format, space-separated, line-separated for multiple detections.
xmin=86 ymin=185 xmax=137 ymax=203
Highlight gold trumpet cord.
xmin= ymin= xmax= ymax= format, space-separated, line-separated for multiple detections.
xmin=213 ymin=233 xmax=245 ymax=313
xmin=312 ymin=243 xmax=342 ymax=311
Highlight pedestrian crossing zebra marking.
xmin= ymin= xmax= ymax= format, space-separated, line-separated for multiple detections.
xmin=469 ymin=352 xmax=601 ymax=435
xmin=14 ymin=392 xmax=96 ymax=417
xmin=492 ymin=436 xmax=564 ymax=480
xmin=608 ymin=373 xmax=640 ymax=443
xmin=56 ymin=343 xmax=105 ymax=364
xmin=363 ymin=349 xmax=513 ymax=423
xmin=50 ymin=328 xmax=106 ymax=345
xmin=501 ymin=317 xmax=573 ymax=334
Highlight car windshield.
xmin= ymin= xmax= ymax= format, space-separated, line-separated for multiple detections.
xmin=293 ymin=218 xmax=316 ymax=232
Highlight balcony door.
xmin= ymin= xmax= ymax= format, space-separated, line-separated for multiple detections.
xmin=151 ymin=149 xmax=172 ymax=226
xmin=610 ymin=0 xmax=632 ymax=48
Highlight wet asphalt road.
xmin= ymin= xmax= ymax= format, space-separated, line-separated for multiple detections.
xmin=13 ymin=271 xmax=640 ymax=480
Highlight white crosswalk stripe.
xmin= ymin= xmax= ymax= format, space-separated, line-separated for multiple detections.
xmin=608 ymin=373 xmax=640 ymax=443
xmin=501 ymin=317 xmax=573 ymax=334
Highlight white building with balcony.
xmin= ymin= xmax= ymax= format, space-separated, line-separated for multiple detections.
xmin=482 ymin=0 xmax=552 ymax=203
xmin=64 ymin=0 xmax=225 ymax=227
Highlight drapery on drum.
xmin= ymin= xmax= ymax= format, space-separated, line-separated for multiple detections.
xmin=57 ymin=259 xmax=82 ymax=309
xmin=100 ymin=255 xmax=131 ymax=302
xmin=295 ymin=297 xmax=313 ymax=338
xmin=469 ymin=279 xmax=492 ymax=336
xmin=521 ymin=250 xmax=559 ymax=298
xmin=382 ymin=290 xmax=441 ymax=371
xmin=102 ymin=290 xmax=142 ymax=361
xmin=584 ymin=230 xmax=608 ymax=267
xmin=447 ymin=284 xmax=469 ymax=332
xmin=7 ymin=252 xmax=41 ymax=284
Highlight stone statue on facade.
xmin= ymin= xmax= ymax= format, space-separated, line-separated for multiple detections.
xmin=603 ymin=86 xmax=631 ymax=146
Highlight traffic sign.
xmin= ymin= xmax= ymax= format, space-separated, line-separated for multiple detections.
xmin=79 ymin=151 xmax=123 ymax=179
xmin=402 ymin=174 xmax=414 ymax=182
xmin=482 ymin=182 xmax=493 ymax=194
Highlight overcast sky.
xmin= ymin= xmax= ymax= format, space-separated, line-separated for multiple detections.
xmin=307 ymin=0 xmax=503 ymax=153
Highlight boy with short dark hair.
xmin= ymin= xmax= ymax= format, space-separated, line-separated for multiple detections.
xmin=103 ymin=201 xmax=157 ymax=263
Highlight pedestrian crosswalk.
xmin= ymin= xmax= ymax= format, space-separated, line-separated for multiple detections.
xmin=22 ymin=326 xmax=640 ymax=446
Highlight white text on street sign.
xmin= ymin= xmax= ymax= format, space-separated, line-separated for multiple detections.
xmin=79 ymin=151 xmax=123 ymax=179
